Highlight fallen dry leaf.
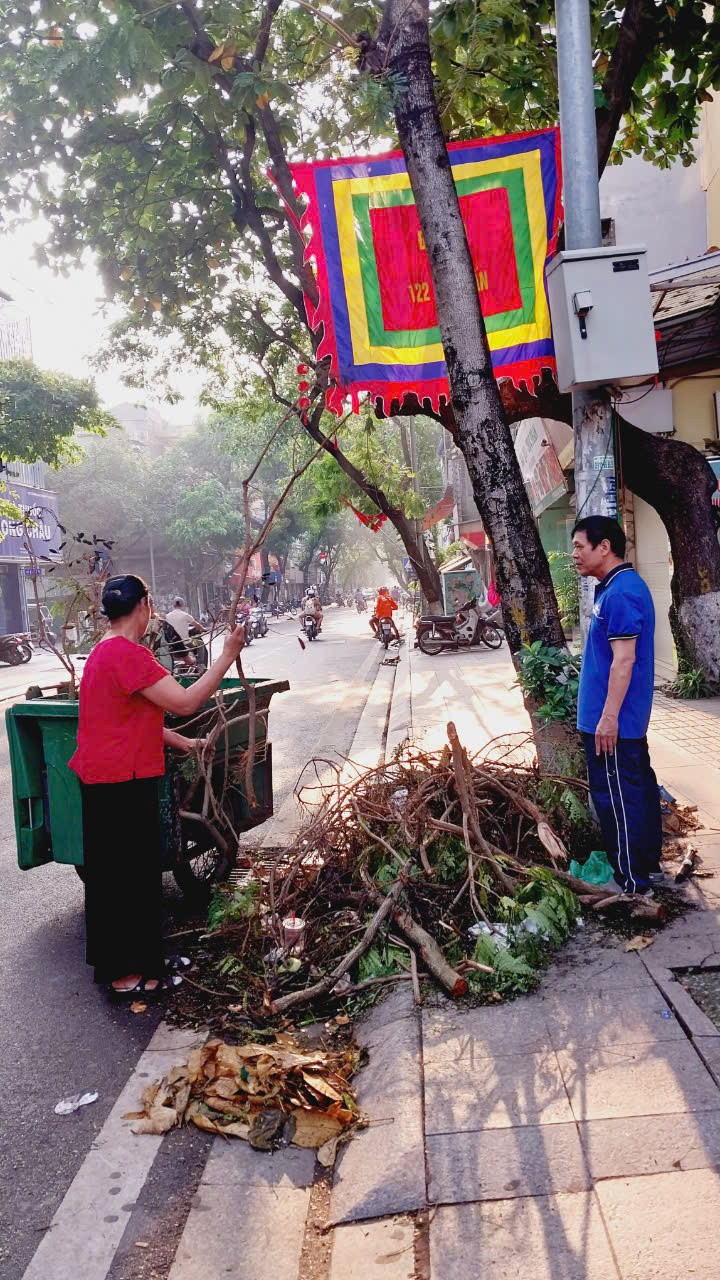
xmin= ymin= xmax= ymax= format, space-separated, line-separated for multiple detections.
xmin=130 ymin=1001 xmax=147 ymax=1014
xmin=131 ymin=1104 xmax=178 ymax=1135
xmin=624 ymin=934 xmax=656 ymax=952
xmin=128 ymin=1034 xmax=363 ymax=1152
xmin=290 ymin=1106 xmax=344 ymax=1149
xmin=317 ymin=1134 xmax=340 ymax=1167
xmin=537 ymin=821 xmax=568 ymax=864
xmin=301 ymin=1071 xmax=343 ymax=1103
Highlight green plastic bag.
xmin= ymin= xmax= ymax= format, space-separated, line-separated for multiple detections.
xmin=568 ymin=849 xmax=614 ymax=886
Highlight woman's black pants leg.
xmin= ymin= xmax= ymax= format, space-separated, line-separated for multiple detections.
xmin=81 ymin=778 xmax=164 ymax=984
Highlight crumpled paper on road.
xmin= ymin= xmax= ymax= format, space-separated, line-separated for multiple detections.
xmin=124 ymin=1035 xmax=364 ymax=1165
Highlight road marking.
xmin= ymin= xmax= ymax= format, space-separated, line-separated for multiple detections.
xmin=22 ymin=1023 xmax=206 ymax=1280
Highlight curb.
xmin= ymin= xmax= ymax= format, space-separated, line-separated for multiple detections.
xmin=385 ymin=626 xmax=412 ymax=758
xmin=341 ymin=647 xmax=397 ymax=777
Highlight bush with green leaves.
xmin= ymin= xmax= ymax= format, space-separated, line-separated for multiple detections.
xmin=516 ymin=642 xmax=581 ymax=723
xmin=468 ymin=873 xmax=579 ymax=997
xmin=548 ymin=551 xmax=580 ymax=629
xmin=207 ymin=881 xmax=261 ymax=933
xmin=665 ymin=665 xmax=710 ymax=700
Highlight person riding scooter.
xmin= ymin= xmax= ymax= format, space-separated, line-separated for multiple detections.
xmin=302 ymin=586 xmax=323 ymax=633
xmin=370 ymin=587 xmax=399 ymax=642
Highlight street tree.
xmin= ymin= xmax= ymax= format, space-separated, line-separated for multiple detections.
xmin=307 ymin=414 xmax=445 ymax=602
xmin=52 ymin=434 xmax=150 ymax=556
xmin=3 ymin=3 xmax=719 ymax=672
xmin=0 ymin=2 xmax=450 ymax=612
xmin=0 ymin=359 xmax=110 ymax=465
xmin=416 ymin=0 xmax=720 ymax=679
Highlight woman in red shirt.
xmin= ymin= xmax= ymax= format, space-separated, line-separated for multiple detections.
xmin=70 ymin=575 xmax=245 ymax=997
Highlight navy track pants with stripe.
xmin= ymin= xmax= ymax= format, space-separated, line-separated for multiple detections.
xmin=582 ymin=734 xmax=663 ymax=895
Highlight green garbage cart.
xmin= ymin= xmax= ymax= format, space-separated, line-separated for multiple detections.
xmin=7 ymin=676 xmax=289 ymax=899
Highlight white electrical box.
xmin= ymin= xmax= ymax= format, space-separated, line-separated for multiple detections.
xmin=545 ymin=246 xmax=659 ymax=394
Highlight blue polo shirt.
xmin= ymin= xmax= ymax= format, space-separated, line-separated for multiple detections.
xmin=577 ymin=563 xmax=655 ymax=738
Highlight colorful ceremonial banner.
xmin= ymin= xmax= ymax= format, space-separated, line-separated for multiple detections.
xmin=289 ymin=129 xmax=562 ymax=415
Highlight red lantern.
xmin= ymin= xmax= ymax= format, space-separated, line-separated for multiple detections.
xmin=298 ymin=396 xmax=311 ymax=409
xmin=298 ymin=379 xmax=310 ymax=391
xmin=297 ymin=362 xmax=309 ymax=375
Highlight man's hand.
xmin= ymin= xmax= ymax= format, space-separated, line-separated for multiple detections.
xmin=595 ymin=712 xmax=619 ymax=756
xmin=222 ymin=623 xmax=245 ymax=662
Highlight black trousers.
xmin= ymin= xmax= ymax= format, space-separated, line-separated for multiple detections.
xmin=81 ymin=778 xmax=165 ymax=984
xmin=582 ymin=734 xmax=663 ymax=895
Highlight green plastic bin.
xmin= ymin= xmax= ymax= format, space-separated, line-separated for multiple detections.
xmin=7 ymin=677 xmax=289 ymax=881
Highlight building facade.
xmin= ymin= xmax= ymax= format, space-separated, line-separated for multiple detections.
xmin=0 ymin=295 xmax=61 ymax=634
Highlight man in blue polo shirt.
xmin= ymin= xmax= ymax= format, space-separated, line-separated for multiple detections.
xmin=572 ymin=515 xmax=663 ymax=896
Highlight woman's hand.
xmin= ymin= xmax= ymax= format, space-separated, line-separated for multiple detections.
xmin=222 ymin=622 xmax=245 ymax=662
xmin=163 ymin=729 xmax=207 ymax=755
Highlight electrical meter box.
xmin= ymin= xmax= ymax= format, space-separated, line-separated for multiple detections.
xmin=545 ymin=246 xmax=659 ymax=394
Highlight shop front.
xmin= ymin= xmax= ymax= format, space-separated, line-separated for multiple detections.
xmin=0 ymin=483 xmax=60 ymax=635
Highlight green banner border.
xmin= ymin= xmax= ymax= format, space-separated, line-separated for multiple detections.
xmin=351 ymin=169 xmax=536 ymax=350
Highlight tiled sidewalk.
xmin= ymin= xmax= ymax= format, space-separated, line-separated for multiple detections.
xmin=169 ymin=640 xmax=720 ymax=1280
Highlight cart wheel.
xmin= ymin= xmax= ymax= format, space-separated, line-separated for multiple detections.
xmin=173 ymin=837 xmax=234 ymax=902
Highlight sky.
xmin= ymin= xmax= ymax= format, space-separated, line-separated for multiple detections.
xmin=0 ymin=221 xmax=202 ymax=425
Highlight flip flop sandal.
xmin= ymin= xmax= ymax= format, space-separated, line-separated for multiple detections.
xmin=110 ymin=974 xmax=183 ymax=1000
xmin=164 ymin=955 xmax=192 ymax=972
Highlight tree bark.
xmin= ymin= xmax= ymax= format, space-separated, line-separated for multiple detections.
xmin=427 ymin=375 xmax=720 ymax=687
xmin=617 ymin=418 xmax=720 ymax=687
xmin=364 ymin=0 xmax=565 ymax=656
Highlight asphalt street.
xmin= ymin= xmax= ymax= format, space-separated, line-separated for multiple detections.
xmin=0 ymin=606 xmax=383 ymax=1279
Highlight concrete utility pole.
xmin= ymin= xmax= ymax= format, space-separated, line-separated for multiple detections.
xmin=555 ymin=0 xmax=619 ymax=637
xmin=407 ymin=416 xmax=427 ymax=611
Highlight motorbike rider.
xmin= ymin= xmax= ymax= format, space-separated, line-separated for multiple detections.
xmin=370 ymin=587 xmax=400 ymax=641
xmin=302 ymin=586 xmax=323 ymax=633
xmin=165 ymin=596 xmax=205 ymax=670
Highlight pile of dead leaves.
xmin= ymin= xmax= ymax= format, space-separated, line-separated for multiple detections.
xmin=125 ymin=1034 xmax=364 ymax=1166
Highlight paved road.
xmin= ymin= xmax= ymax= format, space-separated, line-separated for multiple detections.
xmin=0 ymin=607 xmax=381 ymax=1279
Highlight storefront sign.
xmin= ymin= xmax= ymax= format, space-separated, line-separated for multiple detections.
xmin=422 ymin=485 xmax=455 ymax=531
xmin=0 ymin=484 xmax=60 ymax=560
xmin=514 ymin=419 xmax=567 ymax=517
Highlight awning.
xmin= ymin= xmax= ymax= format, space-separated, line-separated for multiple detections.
xmin=649 ymin=252 xmax=720 ymax=375
xmin=440 ymin=551 xmax=473 ymax=575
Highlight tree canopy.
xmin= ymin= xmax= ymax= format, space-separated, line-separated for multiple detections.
xmin=2 ymin=1 xmax=717 ymax=387
xmin=0 ymin=359 xmax=111 ymax=465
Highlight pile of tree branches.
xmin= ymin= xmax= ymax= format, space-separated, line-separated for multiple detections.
xmin=200 ymin=722 xmax=666 ymax=1024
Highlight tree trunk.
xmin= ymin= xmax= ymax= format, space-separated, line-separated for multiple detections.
xmin=301 ymin=410 xmax=444 ymax=612
xmin=617 ymin=417 xmax=720 ymax=687
xmin=365 ymin=1 xmax=565 ymax=658
xmin=495 ymin=377 xmax=720 ymax=688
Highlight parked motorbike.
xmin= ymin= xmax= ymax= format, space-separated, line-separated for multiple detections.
xmin=415 ymin=601 xmax=504 ymax=656
xmin=303 ymin=612 xmax=318 ymax=641
xmin=0 ymin=633 xmax=33 ymax=666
